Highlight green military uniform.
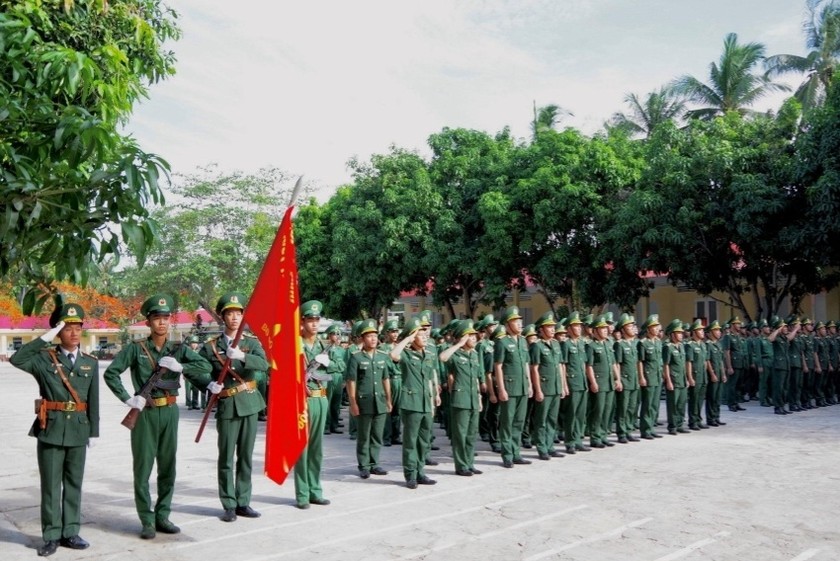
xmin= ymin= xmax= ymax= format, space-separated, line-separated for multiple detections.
xmin=586 ymin=315 xmax=618 ymax=447
xmin=662 ymin=320 xmax=688 ymax=433
xmin=722 ymin=319 xmax=747 ymax=410
xmin=613 ymin=314 xmax=639 ymax=442
xmin=476 ymin=315 xmax=498 ymax=443
xmin=800 ymin=320 xmax=818 ymax=407
xmin=346 ymin=319 xmax=391 ymax=475
xmin=294 ymin=300 xmax=330 ymax=507
xmin=704 ymin=322 xmax=727 ymax=426
xmin=495 ymin=306 xmax=531 ymax=465
xmin=10 ymin=303 xmax=99 ymax=553
xmin=446 ymin=320 xmax=484 ymax=474
xmin=324 ymin=324 xmax=347 ymax=434
xmin=529 ymin=312 xmax=564 ymax=458
xmin=483 ymin=322 xmax=504 ymax=452
xmin=394 ymin=318 xmax=438 ymax=486
xmin=379 ymin=319 xmax=401 ymax=445
xmin=562 ymin=312 xmax=589 ymax=452
xmin=788 ymin=318 xmax=806 ymax=410
xmin=686 ymin=321 xmax=709 ymax=430
xmin=757 ymin=320 xmax=774 ymax=407
xmin=769 ymin=317 xmax=791 ymax=414
xmin=638 ymin=315 xmax=663 ymax=438
xmin=813 ymin=323 xmax=829 ymax=406
xmin=104 ymin=294 xmax=212 ymax=535
xmin=200 ymin=293 xmax=268 ymax=519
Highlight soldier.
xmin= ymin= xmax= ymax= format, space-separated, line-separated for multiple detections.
xmin=562 ymin=312 xmax=590 ymax=453
xmin=200 ymin=293 xmax=269 ymax=522
xmin=827 ymin=321 xmax=839 ymax=404
xmin=722 ymin=317 xmax=747 ymax=412
xmin=800 ymin=318 xmax=819 ymax=409
xmin=814 ymin=321 xmax=830 ymax=407
xmin=390 ymin=317 xmax=440 ymax=489
xmin=529 ymin=312 xmax=567 ymax=459
xmin=378 ymin=319 xmax=402 ymax=446
xmin=494 ymin=306 xmax=533 ymax=468
xmin=345 ymin=318 xmax=392 ymax=478
xmin=662 ymin=319 xmax=691 ymax=435
xmin=183 ymin=335 xmax=205 ymax=411
xmin=104 ymin=294 xmax=216 ymax=539
xmin=757 ymin=319 xmax=774 ymax=408
xmin=440 ymin=320 xmax=485 ymax=475
xmin=484 ymin=323 xmax=505 ymax=453
xmin=521 ymin=322 xmax=538 ymax=449
xmin=686 ymin=320 xmax=711 ymax=430
xmin=347 ymin=320 xmax=363 ymax=441
xmin=586 ymin=315 xmax=622 ymax=448
xmin=324 ymin=324 xmax=347 ymax=435
xmin=768 ymin=316 xmax=796 ymax=415
xmin=294 ymin=300 xmax=332 ymax=509
xmin=613 ymin=313 xmax=640 ymax=443
xmin=10 ymin=302 xmax=99 ymax=556
xmin=787 ymin=316 xmax=806 ymax=411
xmin=638 ymin=315 xmax=664 ymax=439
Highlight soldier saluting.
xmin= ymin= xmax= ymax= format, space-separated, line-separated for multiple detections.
xmin=11 ymin=300 xmax=99 ymax=557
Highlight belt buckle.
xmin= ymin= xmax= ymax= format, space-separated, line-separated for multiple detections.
xmin=63 ymin=402 xmax=77 ymax=412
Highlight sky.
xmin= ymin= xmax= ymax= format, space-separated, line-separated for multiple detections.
xmin=127 ymin=0 xmax=811 ymax=199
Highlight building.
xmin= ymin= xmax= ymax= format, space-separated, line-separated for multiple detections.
xmin=0 ymin=315 xmax=120 ymax=360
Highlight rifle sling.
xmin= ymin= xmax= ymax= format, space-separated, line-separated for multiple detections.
xmin=46 ymin=349 xmax=83 ymax=405
xmin=210 ymin=339 xmax=248 ymax=386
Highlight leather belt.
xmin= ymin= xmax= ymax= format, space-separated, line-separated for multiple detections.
xmin=43 ymin=400 xmax=87 ymax=412
xmin=221 ymin=380 xmax=257 ymax=398
xmin=146 ymin=396 xmax=177 ymax=408
xmin=308 ymin=388 xmax=327 ymax=398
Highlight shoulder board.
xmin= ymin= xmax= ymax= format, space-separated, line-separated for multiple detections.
xmin=243 ymin=333 xmax=258 ymax=339
xmin=81 ymin=352 xmax=96 ymax=359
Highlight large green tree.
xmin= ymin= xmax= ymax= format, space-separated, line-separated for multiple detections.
xmin=607 ymin=87 xmax=686 ymax=139
xmin=0 ymin=0 xmax=179 ymax=313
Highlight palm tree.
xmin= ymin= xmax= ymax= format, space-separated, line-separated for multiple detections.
xmin=765 ymin=0 xmax=840 ymax=111
xmin=531 ymin=102 xmax=572 ymax=138
xmin=608 ymin=87 xmax=687 ymax=138
xmin=672 ymin=32 xmax=790 ymax=119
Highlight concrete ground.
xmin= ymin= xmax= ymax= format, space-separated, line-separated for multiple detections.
xmin=1 ymin=360 xmax=839 ymax=561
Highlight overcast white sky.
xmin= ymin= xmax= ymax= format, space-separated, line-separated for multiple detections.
xmin=127 ymin=0 xmax=810 ymax=199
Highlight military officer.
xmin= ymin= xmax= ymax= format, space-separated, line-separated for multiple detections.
xmin=613 ymin=313 xmax=640 ymax=443
xmin=768 ymin=316 xmax=795 ymax=415
xmin=494 ymin=306 xmax=533 ymax=467
xmin=529 ymin=312 xmax=567 ymax=459
xmin=345 ymin=318 xmax=392 ymax=478
xmin=440 ymin=320 xmax=485 ymax=475
xmin=294 ymin=300 xmax=332 ymax=509
xmin=586 ymin=315 xmax=622 ymax=448
xmin=484 ymin=323 xmax=506 ymax=453
xmin=722 ymin=317 xmax=747 ymax=411
xmin=11 ymin=302 xmax=99 ymax=556
xmin=378 ymin=319 xmax=402 ymax=445
xmin=104 ymin=294 xmax=216 ymax=539
xmin=756 ymin=319 xmax=774 ymax=408
xmin=638 ymin=315 xmax=664 ymax=439
xmin=324 ymin=324 xmax=347 ymax=434
xmin=562 ymin=312 xmax=590 ymax=453
xmin=183 ymin=335 xmax=205 ymax=410
xmin=200 ymin=293 xmax=269 ymax=522
xmin=390 ymin=317 xmax=440 ymax=489
xmin=662 ymin=319 xmax=691 ymax=434
xmin=686 ymin=320 xmax=710 ymax=430
xmin=787 ymin=316 xmax=806 ymax=411
xmin=704 ymin=321 xmax=727 ymax=426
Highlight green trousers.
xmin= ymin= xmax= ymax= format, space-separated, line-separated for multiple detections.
xmin=772 ymin=368 xmax=789 ymax=408
xmin=326 ymin=374 xmax=343 ymax=432
xmin=355 ymin=412 xmax=386 ymax=471
xmin=131 ymin=405 xmax=178 ymax=526
xmin=294 ymin=395 xmax=327 ymax=505
xmin=401 ymin=409 xmax=431 ymax=481
xmin=587 ymin=389 xmax=614 ymax=444
xmin=688 ymin=383 xmax=707 ymax=427
xmin=639 ymin=384 xmax=661 ymax=436
xmin=705 ymin=380 xmax=722 ymax=422
xmin=788 ymin=368 xmax=802 ymax=408
xmin=532 ymin=394 xmax=560 ymax=454
xmin=451 ymin=407 xmax=479 ymax=472
xmin=758 ymin=362 xmax=772 ymax=405
xmin=666 ymin=387 xmax=687 ymax=430
xmin=217 ymin=413 xmax=257 ymax=510
xmin=615 ymin=388 xmax=639 ymax=438
xmin=37 ymin=441 xmax=86 ymax=541
xmin=384 ymin=377 xmax=402 ymax=444
xmin=724 ymin=367 xmax=743 ymax=406
xmin=499 ymin=395 xmax=528 ymax=463
xmin=562 ymin=390 xmax=588 ymax=448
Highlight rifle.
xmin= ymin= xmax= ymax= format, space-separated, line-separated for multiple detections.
xmin=195 ymin=322 xmax=246 ymax=443
xmin=306 ymin=342 xmax=335 ymax=384
xmin=121 ymin=366 xmax=169 ymax=430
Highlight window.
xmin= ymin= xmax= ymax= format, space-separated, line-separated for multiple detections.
xmin=695 ymin=300 xmax=717 ymax=323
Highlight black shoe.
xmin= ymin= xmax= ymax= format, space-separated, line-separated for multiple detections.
xmin=627 ymin=435 xmax=640 ymax=442
xmin=652 ymin=432 xmax=663 ymax=438
xmin=549 ymin=450 xmax=565 ymax=457
xmin=575 ymin=445 xmax=592 ymax=452
xmin=359 ymin=469 xmax=371 ymax=479
xmin=456 ymin=469 xmax=474 ymax=476
xmin=708 ymin=420 xmax=719 ymax=427
xmin=677 ymin=428 xmax=690 ymax=434
xmin=538 ymin=452 xmax=550 ymax=460
xmin=331 ymin=429 xmax=344 ymax=434
xmin=310 ymin=497 xmax=331 ymax=506
xmin=140 ymin=526 xmax=156 ymax=540
xmin=522 ymin=441 xmax=533 ymax=449
xmin=59 ymin=536 xmax=89 ymax=550
xmin=655 ymin=421 xmax=664 ymax=426
xmin=717 ymin=420 xmax=727 ymax=425
xmin=689 ymin=426 xmax=701 ymax=431
xmin=641 ymin=434 xmax=655 ymax=440
xmin=430 ymin=445 xmax=440 ymax=451
xmin=502 ymin=460 xmax=514 ymax=468
xmin=668 ymin=429 xmax=677 ymax=435
xmin=155 ymin=519 xmax=180 ymax=534
xmin=424 ymin=459 xmax=439 ymax=466
xmin=296 ymin=502 xmax=310 ymax=509
xmin=728 ymin=406 xmax=738 ymax=412
xmin=603 ymin=440 xmax=615 ymax=447
xmin=37 ymin=540 xmax=59 ymax=557
xmin=591 ymin=441 xmax=605 ymax=448
xmin=618 ymin=436 xmax=629 ymax=444
xmin=513 ymin=457 xmax=532 ymax=465
xmin=383 ymin=441 xmax=392 ymax=447
xmin=417 ymin=475 xmax=437 ymax=485
xmin=221 ymin=509 xmax=237 ymax=522
xmin=392 ymin=438 xmax=402 ymax=445
xmin=235 ymin=506 xmax=261 ymax=518
xmin=490 ymin=445 xmax=502 ymax=453
xmin=698 ymin=424 xmax=709 ymax=429
xmin=565 ymin=447 xmax=577 ymax=454
xmin=406 ymin=480 xmax=418 ymax=489
xmin=371 ymin=466 xmax=388 ymax=476
xmin=470 ymin=468 xmax=483 ymax=474
xmin=736 ymin=405 xmax=746 ymax=411
xmin=774 ymin=407 xmax=785 ymax=415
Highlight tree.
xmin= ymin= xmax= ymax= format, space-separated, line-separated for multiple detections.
xmin=531 ymin=103 xmax=572 ymax=138
xmin=0 ymin=0 xmax=179 ymax=313
xmin=765 ymin=0 xmax=840 ymax=111
xmin=673 ymin=33 xmax=789 ymax=120
xmin=608 ymin=87 xmax=686 ymax=139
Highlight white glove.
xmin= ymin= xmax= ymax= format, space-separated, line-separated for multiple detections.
xmin=226 ymin=345 xmax=245 ymax=361
xmin=207 ymin=381 xmax=223 ymax=395
xmin=159 ymin=356 xmax=183 ymax=372
xmin=40 ymin=321 xmax=65 ymax=342
xmin=87 ymin=438 xmax=97 ymax=449
xmin=315 ymin=353 xmax=331 ymax=367
xmin=124 ymin=395 xmax=147 ymax=410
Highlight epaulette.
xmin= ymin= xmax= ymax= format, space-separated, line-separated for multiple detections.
xmin=81 ymin=352 xmax=96 ymax=359
xmin=243 ymin=333 xmax=258 ymax=339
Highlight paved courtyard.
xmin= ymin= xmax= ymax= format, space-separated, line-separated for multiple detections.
xmin=1 ymin=360 xmax=839 ymax=561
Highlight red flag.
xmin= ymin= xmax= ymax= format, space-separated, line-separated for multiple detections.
xmin=244 ymin=206 xmax=307 ymax=485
